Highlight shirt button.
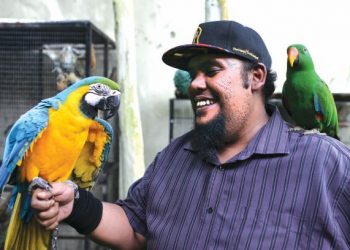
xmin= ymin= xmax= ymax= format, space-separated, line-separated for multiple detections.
xmin=207 ymin=207 xmax=214 ymax=214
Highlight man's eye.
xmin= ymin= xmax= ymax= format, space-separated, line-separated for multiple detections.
xmin=205 ymin=69 xmax=219 ymax=77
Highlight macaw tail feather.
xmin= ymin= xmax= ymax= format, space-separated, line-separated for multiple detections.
xmin=4 ymin=192 xmax=51 ymax=250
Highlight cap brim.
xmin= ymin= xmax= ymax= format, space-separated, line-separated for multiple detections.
xmin=162 ymin=44 xmax=236 ymax=70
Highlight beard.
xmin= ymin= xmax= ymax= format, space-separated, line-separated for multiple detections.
xmin=191 ymin=113 xmax=226 ymax=157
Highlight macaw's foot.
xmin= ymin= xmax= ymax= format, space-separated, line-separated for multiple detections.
xmin=28 ymin=177 xmax=52 ymax=193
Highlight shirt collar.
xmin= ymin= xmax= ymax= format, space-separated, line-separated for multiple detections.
xmin=236 ymin=105 xmax=290 ymax=161
xmin=183 ymin=105 xmax=290 ymax=163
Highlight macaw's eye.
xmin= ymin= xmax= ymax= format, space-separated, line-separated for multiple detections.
xmin=90 ymin=83 xmax=106 ymax=94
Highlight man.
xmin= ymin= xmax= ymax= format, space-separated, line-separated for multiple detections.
xmin=32 ymin=20 xmax=350 ymax=249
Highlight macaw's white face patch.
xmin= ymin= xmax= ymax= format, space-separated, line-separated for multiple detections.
xmin=85 ymin=83 xmax=120 ymax=106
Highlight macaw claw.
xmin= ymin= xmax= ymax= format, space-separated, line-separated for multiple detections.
xmin=28 ymin=177 xmax=52 ymax=193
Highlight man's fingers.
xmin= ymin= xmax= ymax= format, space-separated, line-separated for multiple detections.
xmin=36 ymin=215 xmax=59 ymax=231
xmin=50 ymin=182 xmax=67 ymax=197
xmin=31 ymin=182 xmax=72 ymax=204
xmin=33 ymin=189 xmax=53 ymax=200
xmin=36 ymin=201 xmax=58 ymax=220
xmin=31 ymin=192 xmax=55 ymax=210
xmin=35 ymin=202 xmax=59 ymax=230
xmin=51 ymin=182 xmax=75 ymax=203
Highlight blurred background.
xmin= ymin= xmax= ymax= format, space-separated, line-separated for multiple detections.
xmin=0 ymin=0 xmax=349 ymax=249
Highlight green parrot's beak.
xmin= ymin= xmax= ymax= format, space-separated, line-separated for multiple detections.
xmin=288 ymin=47 xmax=299 ymax=67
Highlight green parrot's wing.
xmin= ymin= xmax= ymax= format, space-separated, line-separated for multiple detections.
xmin=70 ymin=117 xmax=113 ymax=190
xmin=313 ymin=80 xmax=339 ymax=138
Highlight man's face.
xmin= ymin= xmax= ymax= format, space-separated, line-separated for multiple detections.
xmin=187 ymin=54 xmax=253 ymax=143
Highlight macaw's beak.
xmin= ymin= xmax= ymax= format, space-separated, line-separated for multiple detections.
xmin=97 ymin=94 xmax=121 ymax=119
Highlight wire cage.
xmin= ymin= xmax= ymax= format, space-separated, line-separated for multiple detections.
xmin=0 ymin=20 xmax=116 ymax=154
xmin=0 ymin=20 xmax=117 ymax=250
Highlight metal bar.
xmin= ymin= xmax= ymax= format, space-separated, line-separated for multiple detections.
xmin=169 ymin=99 xmax=175 ymax=142
xmin=85 ymin=23 xmax=92 ymax=77
xmin=104 ymin=41 xmax=108 ymax=77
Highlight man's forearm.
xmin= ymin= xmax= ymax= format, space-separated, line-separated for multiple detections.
xmin=90 ymin=202 xmax=146 ymax=249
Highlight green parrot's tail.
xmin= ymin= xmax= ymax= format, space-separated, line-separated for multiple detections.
xmin=4 ymin=192 xmax=51 ymax=250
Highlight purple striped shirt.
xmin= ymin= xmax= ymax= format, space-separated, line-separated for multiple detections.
xmin=117 ymin=107 xmax=350 ymax=249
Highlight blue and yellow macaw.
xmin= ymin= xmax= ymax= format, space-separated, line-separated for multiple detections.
xmin=0 ymin=76 xmax=121 ymax=250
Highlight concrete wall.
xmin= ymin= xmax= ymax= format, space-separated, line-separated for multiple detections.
xmin=133 ymin=0 xmax=204 ymax=165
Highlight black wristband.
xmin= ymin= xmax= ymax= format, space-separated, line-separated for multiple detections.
xmin=64 ymin=188 xmax=103 ymax=235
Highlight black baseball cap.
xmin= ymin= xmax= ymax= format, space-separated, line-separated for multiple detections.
xmin=162 ymin=20 xmax=272 ymax=71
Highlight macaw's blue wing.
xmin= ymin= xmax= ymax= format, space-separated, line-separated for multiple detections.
xmin=0 ymin=99 xmax=60 ymax=219
xmin=70 ymin=117 xmax=114 ymax=189
xmin=0 ymin=99 xmax=59 ymax=191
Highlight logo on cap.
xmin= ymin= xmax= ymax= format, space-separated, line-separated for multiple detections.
xmin=232 ymin=47 xmax=259 ymax=61
xmin=192 ymin=26 xmax=202 ymax=44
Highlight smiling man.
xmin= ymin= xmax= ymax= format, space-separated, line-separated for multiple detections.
xmin=31 ymin=20 xmax=350 ymax=249
xmin=162 ymin=21 xmax=277 ymax=164
xmin=188 ymin=54 xmax=269 ymax=162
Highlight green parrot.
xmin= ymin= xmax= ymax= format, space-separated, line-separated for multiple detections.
xmin=173 ymin=69 xmax=192 ymax=98
xmin=282 ymin=44 xmax=339 ymax=139
xmin=0 ymin=76 xmax=120 ymax=250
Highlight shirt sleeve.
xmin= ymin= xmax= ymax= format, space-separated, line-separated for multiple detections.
xmin=115 ymin=153 xmax=159 ymax=236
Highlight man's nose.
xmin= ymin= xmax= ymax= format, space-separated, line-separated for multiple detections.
xmin=190 ymin=72 xmax=206 ymax=90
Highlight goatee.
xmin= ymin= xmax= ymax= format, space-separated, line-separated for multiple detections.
xmin=191 ymin=113 xmax=226 ymax=157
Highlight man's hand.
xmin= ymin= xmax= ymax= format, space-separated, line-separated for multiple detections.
xmin=31 ymin=182 xmax=75 ymax=230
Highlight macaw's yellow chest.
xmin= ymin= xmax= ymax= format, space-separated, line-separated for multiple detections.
xmin=19 ymin=104 xmax=93 ymax=183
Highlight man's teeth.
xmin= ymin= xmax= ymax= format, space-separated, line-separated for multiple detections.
xmin=196 ymin=100 xmax=214 ymax=108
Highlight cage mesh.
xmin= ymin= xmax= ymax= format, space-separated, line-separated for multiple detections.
xmin=0 ymin=21 xmax=117 ymax=249
xmin=0 ymin=21 xmax=116 ymax=157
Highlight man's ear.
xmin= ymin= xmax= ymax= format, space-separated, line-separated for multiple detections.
xmin=251 ymin=63 xmax=267 ymax=91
